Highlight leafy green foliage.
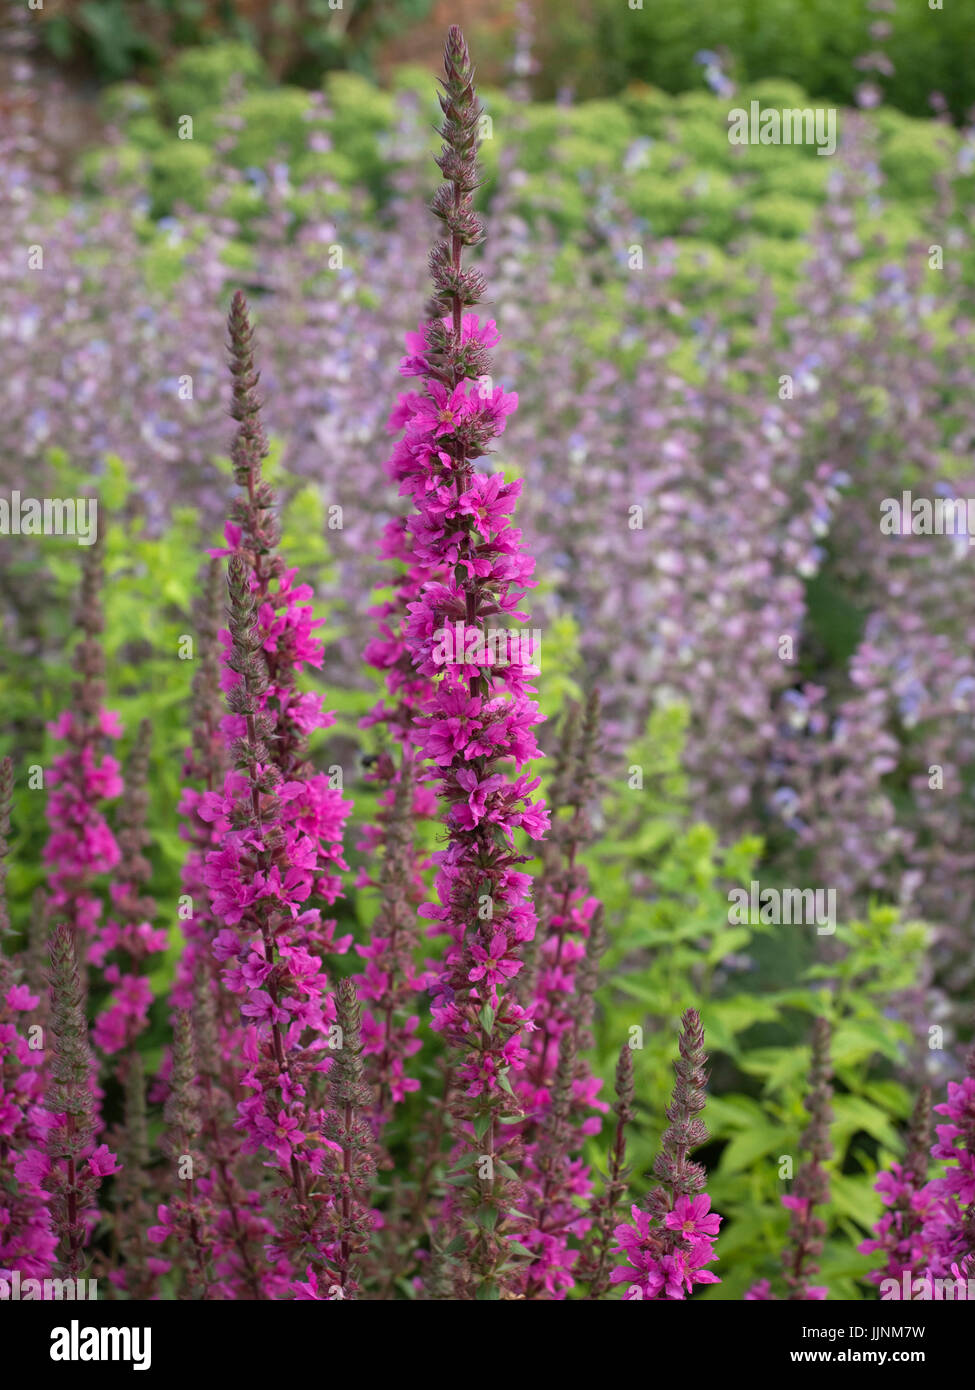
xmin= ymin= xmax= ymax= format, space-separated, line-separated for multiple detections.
xmin=529 ymin=0 xmax=975 ymax=122
xmin=41 ymin=0 xmax=435 ymax=85
xmin=570 ymin=706 xmax=928 ymax=1299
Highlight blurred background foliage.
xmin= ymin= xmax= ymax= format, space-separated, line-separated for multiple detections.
xmin=36 ymin=0 xmax=975 ymax=122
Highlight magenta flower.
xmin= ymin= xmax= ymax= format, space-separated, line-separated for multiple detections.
xmin=665 ymin=1193 xmax=722 ymax=1238
xmin=87 ymin=1143 xmax=122 ymax=1178
xmin=468 ymin=933 xmax=521 ymax=992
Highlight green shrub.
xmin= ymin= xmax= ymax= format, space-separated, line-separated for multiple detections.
xmin=576 ymin=707 xmax=928 ymax=1299
xmin=529 ymin=0 xmax=975 ymax=121
xmin=748 ymin=193 xmax=818 ymax=239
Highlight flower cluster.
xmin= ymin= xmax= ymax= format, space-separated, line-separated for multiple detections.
xmin=0 ymin=757 xmax=57 ymax=1280
xmin=386 ymin=26 xmax=551 ymax=1294
xmin=514 ymin=696 xmax=609 ymax=1296
xmin=147 ymin=1013 xmax=216 ymax=1297
xmin=196 ymin=293 xmax=356 ymax=1284
xmin=42 ymin=542 xmax=122 ymax=952
xmin=921 ymin=1060 xmax=975 ymax=1284
xmin=863 ymin=1047 xmax=975 ymax=1295
xmin=858 ymin=1088 xmax=933 ymax=1288
xmin=91 ymin=719 xmax=166 ymax=1056
xmin=610 ymin=1010 xmax=721 ymax=1300
xmin=43 ymin=923 xmax=121 ymax=1276
xmin=352 ymin=757 xmax=429 ymax=1125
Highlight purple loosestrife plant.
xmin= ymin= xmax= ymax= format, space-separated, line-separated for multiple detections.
xmin=42 ymin=541 xmax=123 ymax=956
xmin=861 ymin=1047 xmax=975 ymax=1297
xmin=0 ymin=757 xmax=57 ymax=1281
xmin=164 ymin=561 xmax=273 ymax=1297
xmin=106 ymin=1052 xmax=164 ymax=1298
xmin=175 ymin=560 xmax=235 ymax=1027
xmin=352 ymin=755 xmax=427 ymax=1129
xmin=206 ymin=552 xmax=337 ymax=1285
xmin=92 ymin=719 xmax=166 ymax=1057
xmin=912 ymin=1046 xmax=975 ymax=1290
xmin=610 ymin=1010 xmax=722 ymax=1300
xmin=147 ymin=1012 xmax=216 ymax=1298
xmin=514 ymin=695 xmax=609 ymax=1296
xmin=198 ymin=296 xmax=358 ymax=1285
xmin=580 ymin=1041 xmax=636 ymax=1297
xmin=7 ymin=17 xmax=965 ymax=1309
xmin=174 ymin=559 xmax=276 ymax=1298
xmin=859 ymin=1087 xmax=933 ymax=1289
xmin=312 ymin=978 xmax=376 ymax=1300
xmin=782 ymin=1017 xmax=833 ymax=1301
xmin=43 ymin=923 xmax=120 ymax=1277
xmin=387 ymin=25 xmax=549 ymax=1298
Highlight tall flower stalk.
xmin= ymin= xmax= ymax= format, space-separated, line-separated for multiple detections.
xmin=387 ymin=25 xmax=548 ymax=1297
xmin=610 ymin=1009 xmax=722 ymax=1299
xmin=44 ymin=923 xmax=120 ymax=1276
xmin=748 ymin=1015 xmax=834 ymax=1300
xmin=147 ymin=1012 xmax=216 ymax=1298
xmin=0 ymin=756 xmax=57 ymax=1280
xmin=859 ymin=1086 xmax=933 ymax=1289
xmin=921 ymin=1046 xmax=975 ymax=1284
xmin=581 ymin=1041 xmax=635 ymax=1297
xmin=92 ymin=718 xmax=165 ymax=1057
xmin=316 ymin=978 xmax=376 ymax=1299
xmin=200 ymin=295 xmax=354 ymax=1284
xmin=172 ymin=557 xmax=275 ymax=1297
xmin=782 ymin=1016 xmax=833 ymax=1300
xmin=863 ymin=1046 xmax=975 ymax=1295
xmin=515 ymin=693 xmax=609 ymax=1295
xmin=43 ymin=540 xmax=122 ymax=957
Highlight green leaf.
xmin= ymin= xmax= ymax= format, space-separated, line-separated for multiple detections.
xmin=718 ymin=1125 xmax=785 ymax=1175
xmin=474 ymin=1204 xmax=498 ymax=1231
xmin=831 ymin=1095 xmax=901 ymax=1152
